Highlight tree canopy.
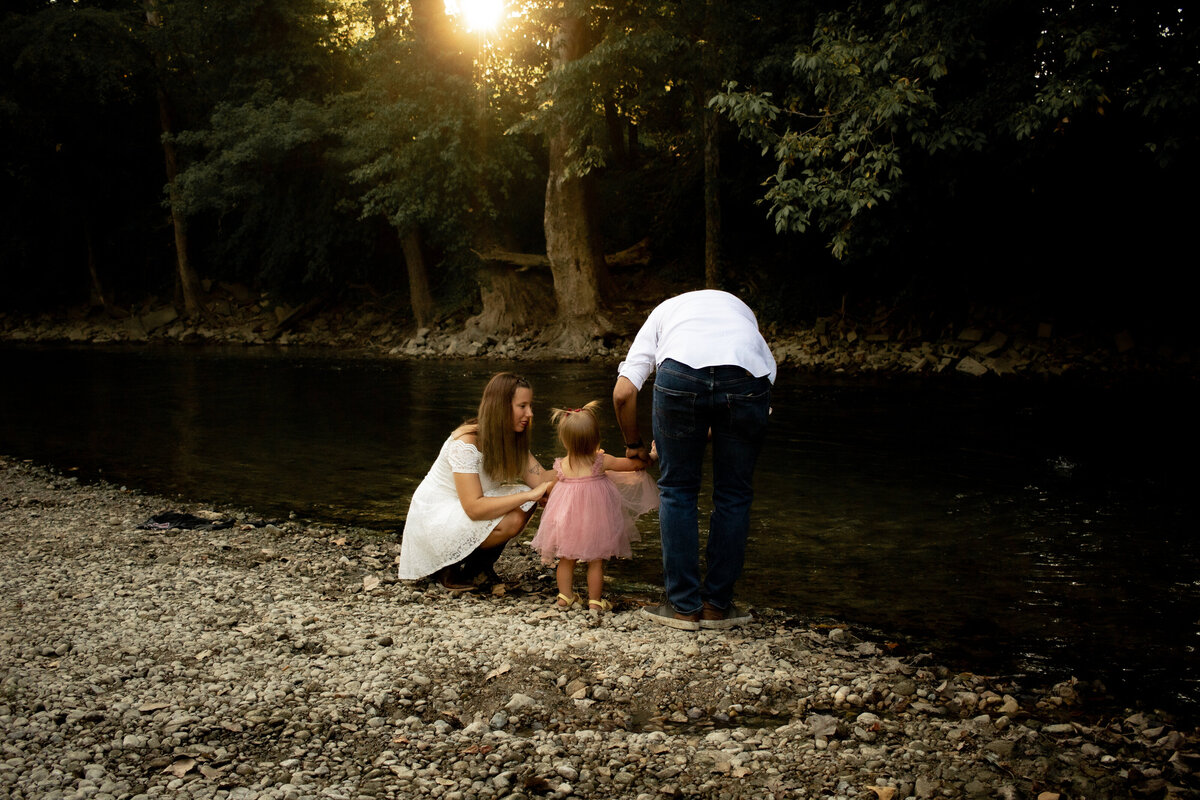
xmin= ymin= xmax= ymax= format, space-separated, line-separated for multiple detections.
xmin=2 ymin=0 xmax=1195 ymax=332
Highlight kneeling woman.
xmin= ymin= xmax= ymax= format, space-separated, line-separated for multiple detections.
xmin=397 ymin=372 xmax=554 ymax=589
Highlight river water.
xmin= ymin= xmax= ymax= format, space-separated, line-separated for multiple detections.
xmin=1 ymin=345 xmax=1196 ymax=714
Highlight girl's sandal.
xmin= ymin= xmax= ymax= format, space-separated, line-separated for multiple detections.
xmin=555 ymin=593 xmax=581 ymax=609
xmin=588 ymin=598 xmax=613 ymax=613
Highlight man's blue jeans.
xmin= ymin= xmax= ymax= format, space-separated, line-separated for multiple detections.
xmin=652 ymin=359 xmax=771 ymax=615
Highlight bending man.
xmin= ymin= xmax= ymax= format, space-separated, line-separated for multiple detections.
xmin=613 ymin=290 xmax=776 ymax=630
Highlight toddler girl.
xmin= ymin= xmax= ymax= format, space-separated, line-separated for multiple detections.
xmin=529 ymin=401 xmax=658 ymax=612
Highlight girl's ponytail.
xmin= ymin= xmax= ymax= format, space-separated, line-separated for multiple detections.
xmin=550 ymin=400 xmax=603 ymax=457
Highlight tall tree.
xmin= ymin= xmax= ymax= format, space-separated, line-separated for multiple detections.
xmin=145 ymin=0 xmax=206 ymax=318
xmin=511 ymin=0 xmax=703 ymax=333
xmin=333 ymin=0 xmax=533 ymax=328
xmin=695 ymin=0 xmax=730 ymax=288
xmin=170 ymin=0 xmax=377 ymax=302
xmin=395 ymin=0 xmax=466 ymax=328
xmin=541 ymin=6 xmax=612 ymax=345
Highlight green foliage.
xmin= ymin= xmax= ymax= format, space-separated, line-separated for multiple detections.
xmin=6 ymin=4 xmax=148 ymax=106
xmin=510 ymin=1 xmax=695 ymax=179
xmin=4 ymin=0 xmax=1195 ymax=324
xmin=170 ymin=2 xmax=546 ymax=300
xmin=335 ymin=38 xmax=531 ymax=253
xmin=144 ymin=0 xmax=353 ymax=110
xmin=1011 ymin=3 xmax=1197 ymax=166
xmin=157 ymin=0 xmax=375 ymax=297
xmin=173 ymin=88 xmax=374 ymax=294
xmin=713 ymin=0 xmax=1199 ymax=259
xmin=711 ymin=2 xmax=985 ymax=258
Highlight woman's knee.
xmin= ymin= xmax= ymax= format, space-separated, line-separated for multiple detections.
xmin=482 ymin=509 xmax=530 ymax=547
xmin=499 ymin=508 xmax=531 ymax=536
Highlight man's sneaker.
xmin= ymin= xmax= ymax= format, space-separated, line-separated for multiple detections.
xmin=700 ymin=602 xmax=752 ymax=630
xmin=640 ymin=602 xmax=701 ymax=631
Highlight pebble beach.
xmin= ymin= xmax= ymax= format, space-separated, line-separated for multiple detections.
xmin=2 ymin=455 xmax=1198 ymax=800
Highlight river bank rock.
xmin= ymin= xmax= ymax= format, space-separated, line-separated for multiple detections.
xmin=2 ymin=455 xmax=1199 ymax=799
xmin=1 ymin=292 xmax=1194 ymax=378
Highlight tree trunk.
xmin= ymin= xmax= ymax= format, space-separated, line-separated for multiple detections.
xmin=464 ymin=263 xmax=554 ymax=340
xmin=399 ymin=0 xmax=472 ymax=328
xmin=703 ymin=102 xmax=722 ymax=289
xmin=543 ymin=13 xmax=612 ymax=348
xmin=145 ymin=0 xmax=206 ymax=319
xmin=604 ymin=98 xmax=628 ymax=167
xmin=401 ymin=230 xmax=435 ymax=329
xmin=84 ymin=220 xmax=116 ymax=316
xmin=702 ymin=0 xmax=723 ymax=289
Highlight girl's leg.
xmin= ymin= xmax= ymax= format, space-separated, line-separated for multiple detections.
xmin=586 ymin=559 xmax=605 ymax=602
xmin=556 ymin=559 xmax=578 ymax=605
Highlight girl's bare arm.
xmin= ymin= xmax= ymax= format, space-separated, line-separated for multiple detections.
xmin=601 ymin=452 xmax=648 ymax=472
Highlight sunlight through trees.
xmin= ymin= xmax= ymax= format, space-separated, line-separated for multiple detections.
xmin=2 ymin=0 xmax=1195 ymax=332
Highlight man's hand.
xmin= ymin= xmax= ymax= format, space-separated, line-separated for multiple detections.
xmin=624 ymin=444 xmax=650 ymax=463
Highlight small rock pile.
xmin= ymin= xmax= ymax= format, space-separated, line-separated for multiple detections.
xmin=2 ymin=455 xmax=1198 ymax=800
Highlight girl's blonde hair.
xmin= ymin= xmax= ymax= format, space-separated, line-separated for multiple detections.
xmin=549 ymin=400 xmax=603 ymax=458
xmin=472 ymin=372 xmax=532 ymax=483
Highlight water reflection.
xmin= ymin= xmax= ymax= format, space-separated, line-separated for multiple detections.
xmin=0 ymin=345 xmax=1196 ymax=715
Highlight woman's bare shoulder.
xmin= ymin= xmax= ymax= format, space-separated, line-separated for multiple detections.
xmin=451 ymin=423 xmax=479 ymax=445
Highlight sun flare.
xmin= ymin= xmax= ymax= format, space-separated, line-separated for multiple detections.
xmin=445 ymin=0 xmax=505 ymax=32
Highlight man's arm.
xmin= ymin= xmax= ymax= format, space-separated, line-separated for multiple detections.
xmin=613 ymin=376 xmax=649 ymax=462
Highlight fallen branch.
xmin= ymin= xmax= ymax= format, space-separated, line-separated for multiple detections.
xmin=266 ymin=295 xmax=328 ymax=340
xmin=474 ymin=237 xmax=651 ymax=270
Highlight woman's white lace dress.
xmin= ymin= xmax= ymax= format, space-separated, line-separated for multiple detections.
xmin=396 ymin=437 xmax=533 ymax=580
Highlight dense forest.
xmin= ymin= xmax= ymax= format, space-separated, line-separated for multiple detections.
xmin=1 ymin=0 xmax=1195 ymax=341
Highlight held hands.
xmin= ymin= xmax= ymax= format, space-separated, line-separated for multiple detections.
xmin=529 ymin=480 xmax=554 ymax=504
xmin=624 ymin=441 xmax=658 ymax=467
xmin=624 ymin=444 xmax=650 ymax=465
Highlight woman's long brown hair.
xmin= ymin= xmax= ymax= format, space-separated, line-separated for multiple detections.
xmin=473 ymin=372 xmax=531 ymax=483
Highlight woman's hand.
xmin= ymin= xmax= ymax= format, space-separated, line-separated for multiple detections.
xmin=532 ymin=479 xmax=555 ymax=505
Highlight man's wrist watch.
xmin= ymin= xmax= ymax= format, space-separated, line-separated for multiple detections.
xmin=624 ymin=439 xmax=644 ymax=450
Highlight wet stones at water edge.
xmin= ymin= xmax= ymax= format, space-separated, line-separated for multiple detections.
xmin=3 ymin=303 xmax=1186 ymax=376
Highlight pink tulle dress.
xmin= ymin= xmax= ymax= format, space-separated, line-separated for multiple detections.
xmin=529 ymin=452 xmax=659 ymax=563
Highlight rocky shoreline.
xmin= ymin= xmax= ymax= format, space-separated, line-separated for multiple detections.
xmin=1 ymin=290 xmax=1193 ymax=378
xmin=2 ymin=455 xmax=1198 ymax=800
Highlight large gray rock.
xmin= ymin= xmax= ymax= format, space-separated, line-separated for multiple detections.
xmin=955 ymin=356 xmax=989 ymax=376
xmin=140 ymin=307 xmax=178 ymax=333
